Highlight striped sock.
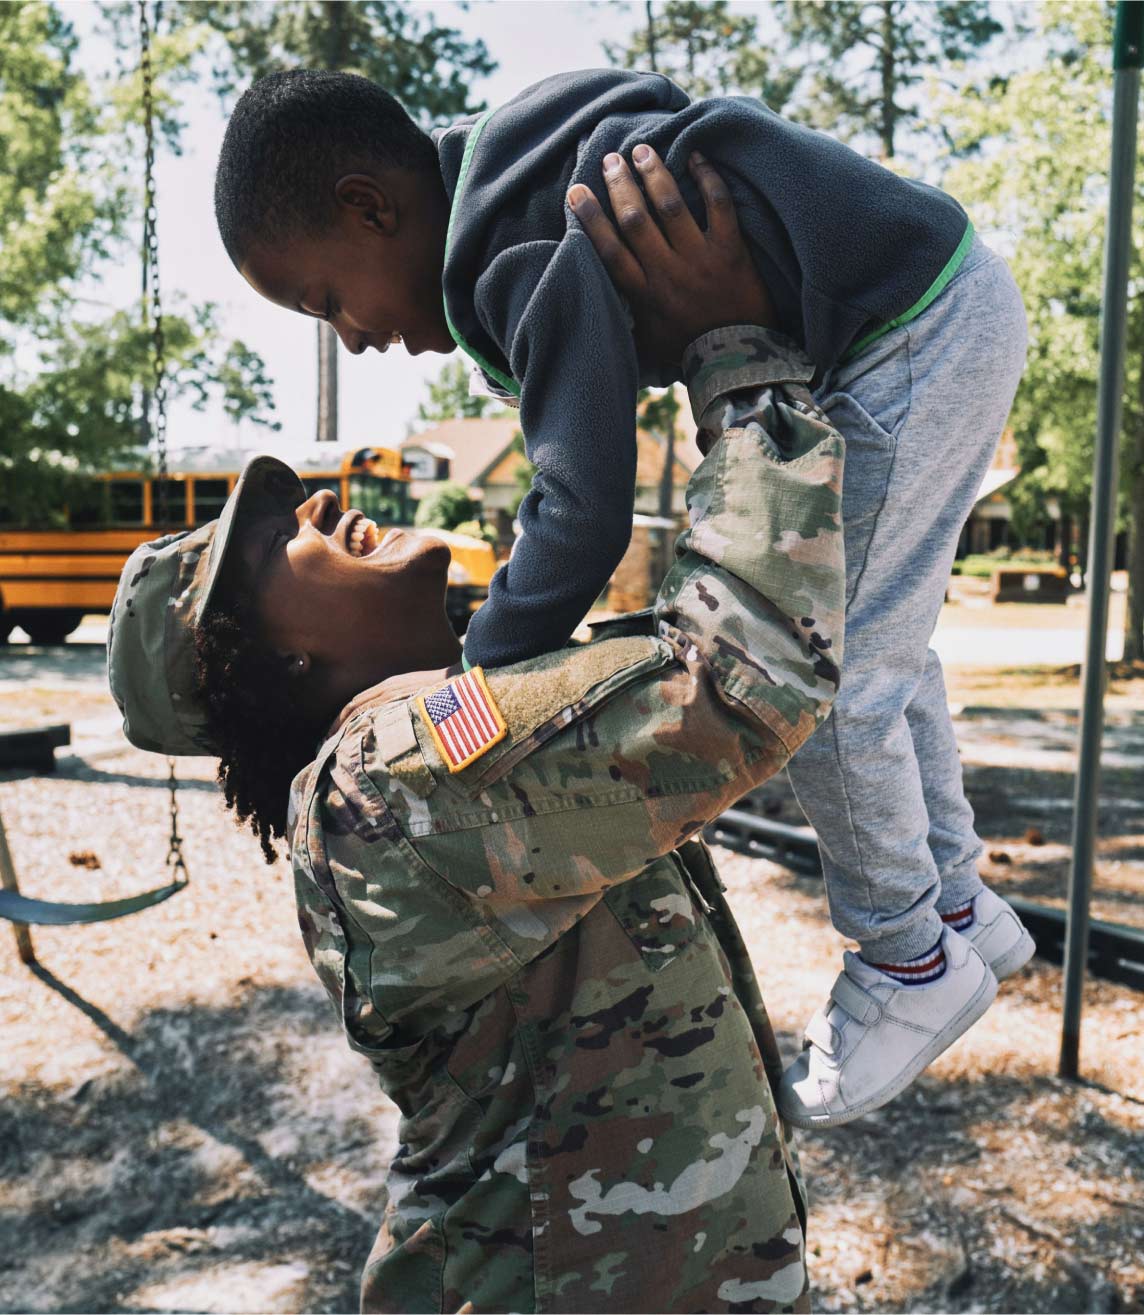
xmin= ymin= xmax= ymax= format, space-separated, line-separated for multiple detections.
xmin=939 ymin=899 xmax=976 ymax=932
xmin=865 ymin=939 xmax=947 ymax=986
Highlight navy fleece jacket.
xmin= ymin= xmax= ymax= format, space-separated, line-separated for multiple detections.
xmin=435 ymin=69 xmax=971 ymax=669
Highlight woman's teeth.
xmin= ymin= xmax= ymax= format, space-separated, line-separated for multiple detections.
xmin=348 ymin=517 xmax=380 ymax=558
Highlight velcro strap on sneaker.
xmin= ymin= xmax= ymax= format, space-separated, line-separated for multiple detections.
xmin=803 ymin=1007 xmax=837 ymax=1054
xmin=829 ymin=973 xmax=883 ymax=1026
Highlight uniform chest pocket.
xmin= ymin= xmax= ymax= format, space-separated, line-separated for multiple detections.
xmin=603 ymin=853 xmax=705 ymax=973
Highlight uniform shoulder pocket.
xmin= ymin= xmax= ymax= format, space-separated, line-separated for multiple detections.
xmin=361 ymin=699 xmax=437 ymax=801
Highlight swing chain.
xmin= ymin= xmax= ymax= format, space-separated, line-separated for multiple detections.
xmin=139 ymin=0 xmax=168 ymax=520
xmin=140 ymin=0 xmax=188 ymax=884
xmin=166 ymin=759 xmax=189 ymax=882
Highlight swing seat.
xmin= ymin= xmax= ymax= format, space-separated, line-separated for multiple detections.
xmin=0 ymin=879 xmax=187 ymax=926
xmin=0 ymin=724 xmax=70 ymax=773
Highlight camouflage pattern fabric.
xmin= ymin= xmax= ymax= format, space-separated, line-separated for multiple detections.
xmin=288 ymin=328 xmax=845 ymax=1313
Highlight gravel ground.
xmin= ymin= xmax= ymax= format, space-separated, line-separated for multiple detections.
xmin=0 ymin=642 xmax=1141 ymax=1314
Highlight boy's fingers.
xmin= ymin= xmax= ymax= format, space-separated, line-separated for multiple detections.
xmin=689 ymin=152 xmax=740 ymax=246
xmin=632 ymin=144 xmax=701 ymax=253
xmin=600 ymin=152 xmax=670 ymax=265
xmin=568 ymin=184 xmax=646 ymax=294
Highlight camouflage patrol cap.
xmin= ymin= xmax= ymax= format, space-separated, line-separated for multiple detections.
xmin=107 ymin=455 xmax=306 ymax=756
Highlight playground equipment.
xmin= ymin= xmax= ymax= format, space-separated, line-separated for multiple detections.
xmin=708 ymin=791 xmax=1144 ymax=994
xmin=1060 ymin=0 xmax=1143 ymax=1077
xmin=0 ymin=2 xmax=190 ymax=957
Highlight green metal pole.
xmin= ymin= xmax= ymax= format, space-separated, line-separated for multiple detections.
xmin=1060 ymin=0 xmax=1143 ymax=1081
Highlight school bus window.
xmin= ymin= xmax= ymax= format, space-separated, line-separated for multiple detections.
xmin=109 ymin=481 xmax=144 ymax=525
xmin=68 ymin=482 xmax=110 ymax=527
xmin=350 ymin=475 xmax=410 ymax=526
xmin=153 ymin=478 xmax=187 ymax=524
xmin=302 ymin=478 xmax=339 ymax=499
xmin=192 ymin=478 xmax=229 ymax=525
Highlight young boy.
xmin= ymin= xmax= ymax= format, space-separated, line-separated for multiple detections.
xmin=214 ymin=66 xmax=1034 ymax=1128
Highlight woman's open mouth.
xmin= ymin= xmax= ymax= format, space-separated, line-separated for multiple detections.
xmin=347 ymin=514 xmax=381 ymax=558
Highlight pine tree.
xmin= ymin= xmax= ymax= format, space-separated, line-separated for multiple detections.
xmin=606 ymin=0 xmax=797 ymax=107
xmin=171 ymin=0 xmax=495 ymax=444
xmin=781 ymin=0 xmax=1003 ymax=158
xmin=417 ymin=359 xmax=509 ymax=424
xmin=0 ymin=2 xmax=277 ymax=526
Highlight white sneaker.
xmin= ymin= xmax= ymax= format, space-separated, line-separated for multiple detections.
xmin=960 ymin=887 xmax=1036 ymax=980
xmin=779 ymin=928 xmax=997 ymax=1129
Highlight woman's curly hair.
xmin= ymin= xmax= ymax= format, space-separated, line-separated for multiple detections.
xmin=192 ymin=598 xmax=325 ymax=864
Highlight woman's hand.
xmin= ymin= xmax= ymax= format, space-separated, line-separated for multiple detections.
xmin=568 ymin=146 xmax=776 ymax=369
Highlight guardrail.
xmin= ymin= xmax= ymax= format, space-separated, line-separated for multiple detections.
xmin=706 ymin=796 xmax=1144 ymax=991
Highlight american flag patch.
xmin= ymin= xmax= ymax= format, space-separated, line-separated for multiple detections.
xmin=418 ymin=666 xmax=507 ymax=773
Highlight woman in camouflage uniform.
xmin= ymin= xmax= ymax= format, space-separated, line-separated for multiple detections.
xmin=108 ymin=166 xmax=845 ymax=1313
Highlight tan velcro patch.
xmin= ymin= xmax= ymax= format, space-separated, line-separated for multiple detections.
xmin=417 ymin=666 xmax=507 ymax=773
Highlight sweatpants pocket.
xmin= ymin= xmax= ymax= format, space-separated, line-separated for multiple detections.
xmin=816 ymin=388 xmax=899 ymax=607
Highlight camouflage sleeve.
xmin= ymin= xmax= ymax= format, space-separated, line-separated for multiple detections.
xmin=659 ymin=324 xmax=845 ymax=758
xmin=681 ymin=324 xmax=818 ymax=436
xmin=405 ymin=327 xmax=844 ymax=925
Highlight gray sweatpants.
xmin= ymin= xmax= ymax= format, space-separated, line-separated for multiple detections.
xmin=787 ymin=237 xmax=1029 ymax=963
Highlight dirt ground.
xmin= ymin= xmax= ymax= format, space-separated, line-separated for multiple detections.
xmin=0 ymin=642 xmax=1142 ymax=1314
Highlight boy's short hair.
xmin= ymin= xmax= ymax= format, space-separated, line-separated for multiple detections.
xmin=214 ymin=68 xmax=438 ymax=266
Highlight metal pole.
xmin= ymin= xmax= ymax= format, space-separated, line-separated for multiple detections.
xmin=1060 ymin=0 xmax=1143 ymax=1080
xmin=316 ymin=320 xmax=339 ymax=444
xmin=0 ymin=811 xmax=36 ymax=965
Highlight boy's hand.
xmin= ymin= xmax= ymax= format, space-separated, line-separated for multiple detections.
xmin=569 ymin=146 xmax=775 ymax=369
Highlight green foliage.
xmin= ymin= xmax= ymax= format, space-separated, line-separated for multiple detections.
xmin=942 ymin=0 xmax=1144 ymax=655
xmin=1 ymin=1 xmax=278 ymax=525
xmin=418 ymin=358 xmax=510 ymax=424
xmin=780 ymin=0 xmax=1004 ymax=158
xmin=508 ymin=429 xmax=535 ymax=520
xmin=639 ymin=386 xmax=681 ymax=440
xmin=606 ymin=0 xmax=797 ymax=107
xmin=452 ymin=518 xmax=498 ymax=548
xmin=213 ymin=337 xmax=280 ymax=428
xmin=170 ymin=0 xmax=495 ymax=115
xmin=0 ymin=3 xmax=120 ymax=326
xmin=148 ymin=0 xmax=496 ymax=452
xmin=609 ymin=0 xmax=1003 ymax=157
xmin=414 ymin=481 xmax=477 ymax=531
xmin=942 ymin=2 xmax=1120 ymax=518
xmin=0 ymin=305 xmax=281 ymax=525
xmin=952 ymin=551 xmax=1058 ymax=579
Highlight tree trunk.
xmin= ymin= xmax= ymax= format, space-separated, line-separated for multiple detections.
xmin=657 ymin=425 xmax=676 ymax=521
xmin=880 ymin=0 xmax=896 ymax=159
xmin=316 ymin=320 xmax=338 ymax=444
xmin=313 ymin=2 xmax=347 ymax=446
xmin=645 ymin=0 xmax=657 ymax=72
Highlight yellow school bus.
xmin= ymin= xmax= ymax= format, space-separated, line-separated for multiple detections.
xmin=0 ymin=446 xmax=496 ymax=643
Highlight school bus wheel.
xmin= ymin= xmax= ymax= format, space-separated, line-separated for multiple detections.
xmin=18 ymin=609 xmax=85 ymax=646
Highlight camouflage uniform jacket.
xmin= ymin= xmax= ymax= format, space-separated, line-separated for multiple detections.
xmin=288 ymin=328 xmax=845 ymax=1314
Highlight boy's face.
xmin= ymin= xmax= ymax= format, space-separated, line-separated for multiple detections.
xmin=239 ymin=169 xmax=455 ymax=359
